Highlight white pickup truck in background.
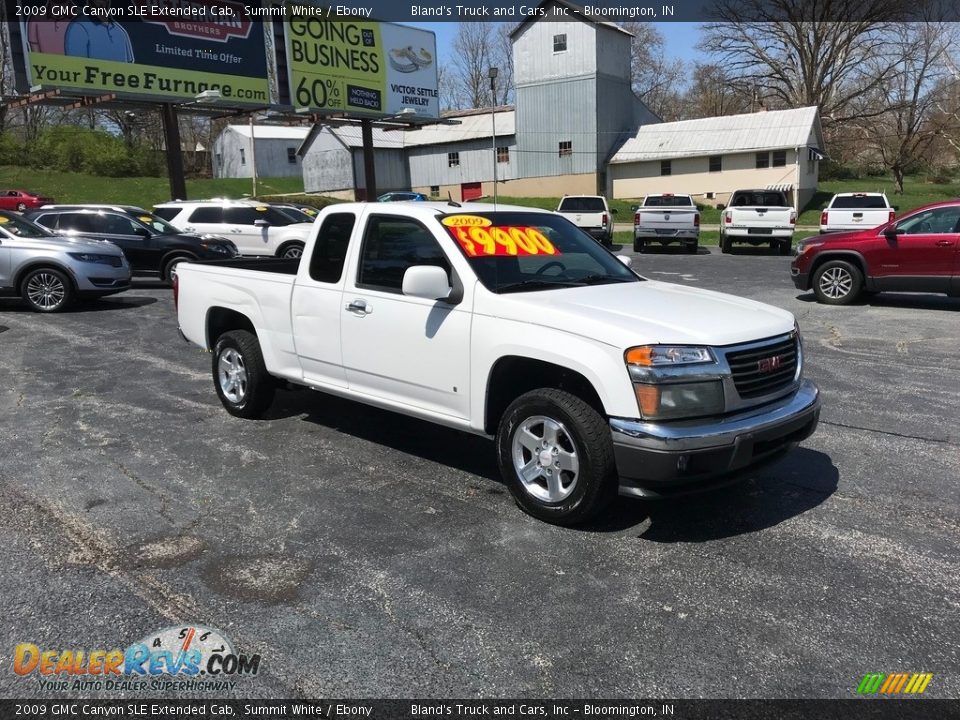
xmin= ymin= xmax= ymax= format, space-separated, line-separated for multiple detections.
xmin=819 ymin=192 xmax=896 ymax=234
xmin=633 ymin=194 xmax=700 ymax=254
xmin=720 ymin=189 xmax=796 ymax=255
xmin=556 ymin=195 xmax=614 ymax=246
xmin=175 ymin=201 xmax=820 ymax=525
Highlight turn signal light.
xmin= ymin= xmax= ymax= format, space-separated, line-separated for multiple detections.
xmin=634 ymin=385 xmax=660 ymax=416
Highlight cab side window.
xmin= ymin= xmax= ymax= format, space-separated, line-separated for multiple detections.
xmin=308 ymin=213 xmax=355 ymax=284
xmin=357 ymin=216 xmax=450 ymax=293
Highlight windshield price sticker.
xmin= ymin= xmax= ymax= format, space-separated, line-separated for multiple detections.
xmin=446 ymin=224 xmax=559 ymax=257
xmin=441 ymin=215 xmax=492 ymax=228
xmin=138 ymin=216 xmax=153 ymax=223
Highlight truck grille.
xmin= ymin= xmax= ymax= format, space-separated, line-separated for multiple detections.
xmin=726 ymin=335 xmax=798 ymax=399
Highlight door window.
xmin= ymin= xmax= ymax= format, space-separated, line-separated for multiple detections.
xmin=56 ymin=213 xmax=99 ymax=234
xmin=896 ymin=206 xmax=960 ymax=235
xmin=308 ymin=213 xmax=355 ymax=283
xmin=357 ymin=216 xmax=450 ymax=293
xmin=97 ymin=213 xmax=142 ymax=235
xmin=187 ymin=207 xmax=224 ymax=223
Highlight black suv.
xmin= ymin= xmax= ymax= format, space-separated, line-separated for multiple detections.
xmin=26 ymin=205 xmax=238 ymax=283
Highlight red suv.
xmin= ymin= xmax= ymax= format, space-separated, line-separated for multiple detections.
xmin=792 ymin=200 xmax=960 ymax=304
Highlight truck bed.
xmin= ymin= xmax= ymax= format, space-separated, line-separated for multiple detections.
xmin=192 ymin=257 xmax=301 ymax=275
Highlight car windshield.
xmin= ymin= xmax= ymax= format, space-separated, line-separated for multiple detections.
xmin=643 ymin=196 xmax=693 ymax=207
xmin=731 ymin=192 xmax=787 ymax=206
xmin=131 ymin=212 xmax=181 ymax=235
xmin=0 ymin=212 xmax=53 ymax=238
xmin=439 ymin=211 xmax=640 ymax=293
xmin=275 ymin=206 xmax=316 ymax=223
xmin=558 ymin=197 xmax=606 ymax=213
xmin=831 ymin=195 xmax=889 ymax=209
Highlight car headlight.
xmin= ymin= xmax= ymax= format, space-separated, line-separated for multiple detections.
xmin=67 ymin=252 xmax=120 ymax=265
xmin=201 ymin=242 xmax=231 ymax=254
xmin=625 ymin=345 xmax=714 ymax=367
xmin=633 ymin=381 xmax=725 ymax=420
xmin=795 ymin=241 xmax=823 ymax=257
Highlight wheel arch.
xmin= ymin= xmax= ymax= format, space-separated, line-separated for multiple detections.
xmin=160 ymin=249 xmax=197 ymax=273
xmin=275 ymin=240 xmax=305 ymax=258
xmin=206 ymin=306 xmax=257 ymax=351
xmin=14 ymin=260 xmax=79 ymax=294
xmin=809 ymin=250 xmax=869 ymax=285
xmin=484 ymin=356 xmax=606 ymax=436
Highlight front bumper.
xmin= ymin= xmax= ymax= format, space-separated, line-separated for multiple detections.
xmin=610 ymin=380 xmax=820 ymax=497
xmin=790 ymin=266 xmax=810 ymax=290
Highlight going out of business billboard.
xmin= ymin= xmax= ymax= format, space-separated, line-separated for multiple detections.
xmin=11 ymin=0 xmax=270 ymax=106
xmin=284 ymin=2 xmax=439 ymax=119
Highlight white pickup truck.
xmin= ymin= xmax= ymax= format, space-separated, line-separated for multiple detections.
xmin=633 ymin=194 xmax=700 ymax=254
xmin=175 ymin=202 xmax=820 ymax=525
xmin=720 ymin=189 xmax=796 ymax=255
xmin=556 ymin=195 xmax=614 ymax=246
xmin=819 ymin=192 xmax=896 ymax=234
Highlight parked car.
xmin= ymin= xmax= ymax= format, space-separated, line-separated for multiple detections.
xmin=633 ymin=194 xmax=700 ymax=254
xmin=556 ymin=195 xmax=615 ymax=245
xmin=175 ymin=201 xmax=820 ymax=525
xmin=0 ymin=189 xmax=54 ymax=212
xmin=720 ymin=189 xmax=796 ymax=255
xmin=792 ymin=200 xmax=960 ymax=305
xmin=820 ymin=192 xmax=896 ymax=234
xmin=26 ymin=205 xmax=238 ymax=283
xmin=377 ymin=192 xmax=427 ymax=202
xmin=0 ymin=210 xmax=129 ymax=312
xmin=153 ymin=200 xmax=313 ymax=259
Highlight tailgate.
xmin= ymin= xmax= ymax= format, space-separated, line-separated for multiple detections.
xmin=636 ymin=208 xmax=697 ymax=231
xmin=730 ymin=207 xmax=792 ymax=228
xmin=560 ymin=211 xmax=605 ymax=228
xmin=825 ymin=209 xmax=890 ymax=228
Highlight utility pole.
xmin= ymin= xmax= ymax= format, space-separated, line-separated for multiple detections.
xmin=489 ymin=67 xmax=498 ymax=206
xmin=250 ymin=113 xmax=257 ymax=198
xmin=161 ymin=103 xmax=187 ymax=201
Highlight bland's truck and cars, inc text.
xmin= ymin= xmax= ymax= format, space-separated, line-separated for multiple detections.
xmin=175 ymin=202 xmax=820 ymax=525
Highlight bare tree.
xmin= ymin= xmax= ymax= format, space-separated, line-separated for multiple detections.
xmin=853 ymin=21 xmax=956 ymax=192
xmin=448 ymin=23 xmax=515 ymax=110
xmin=619 ymin=22 xmax=686 ymax=120
xmin=0 ymin=3 xmax=14 ymax=134
xmin=699 ymin=0 xmax=902 ymax=125
xmin=682 ymin=63 xmax=753 ymax=119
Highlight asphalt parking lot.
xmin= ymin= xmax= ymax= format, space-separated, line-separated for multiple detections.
xmin=1 ymin=245 xmax=958 ymax=700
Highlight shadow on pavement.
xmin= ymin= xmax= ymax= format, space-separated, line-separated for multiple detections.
xmin=796 ymin=292 xmax=960 ymax=311
xmin=0 ymin=296 xmax=157 ymax=313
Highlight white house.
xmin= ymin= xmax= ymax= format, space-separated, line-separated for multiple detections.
xmin=608 ymin=107 xmax=824 ymax=208
xmin=212 ymin=125 xmax=311 ymax=179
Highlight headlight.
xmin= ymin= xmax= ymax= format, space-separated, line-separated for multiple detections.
xmin=625 ymin=345 xmax=714 ymax=366
xmin=67 ymin=252 xmax=120 ymax=265
xmin=633 ymin=381 xmax=725 ymax=420
xmin=201 ymin=242 xmax=231 ymax=254
xmin=796 ymin=241 xmax=823 ymax=257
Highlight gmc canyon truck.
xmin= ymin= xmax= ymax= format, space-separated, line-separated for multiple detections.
xmin=720 ymin=189 xmax=796 ymax=255
xmin=175 ymin=202 xmax=820 ymax=525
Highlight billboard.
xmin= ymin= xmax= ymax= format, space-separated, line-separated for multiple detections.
xmin=284 ymin=3 xmax=439 ymax=119
xmin=12 ymin=0 xmax=270 ymax=106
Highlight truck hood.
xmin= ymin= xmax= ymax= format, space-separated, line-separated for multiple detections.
xmin=481 ymin=280 xmax=795 ymax=348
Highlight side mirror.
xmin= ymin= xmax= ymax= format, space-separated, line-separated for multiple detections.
xmin=616 ymin=255 xmax=632 ymax=267
xmin=883 ymin=227 xmax=898 ymax=240
xmin=134 ymin=227 xmax=151 ymax=237
xmin=254 ymin=219 xmax=269 ymax=228
xmin=402 ymin=265 xmax=451 ymax=301
xmin=717 ymin=204 xmax=726 ymax=211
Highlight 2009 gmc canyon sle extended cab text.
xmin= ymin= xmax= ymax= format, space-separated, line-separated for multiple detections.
xmin=175 ymin=203 xmax=820 ymax=525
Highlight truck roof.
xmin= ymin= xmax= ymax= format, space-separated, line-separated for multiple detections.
xmin=330 ymin=202 xmax=557 ymax=216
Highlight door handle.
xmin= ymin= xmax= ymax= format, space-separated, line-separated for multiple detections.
xmin=935 ymin=240 xmax=954 ymax=246
xmin=345 ymin=299 xmax=371 ymax=315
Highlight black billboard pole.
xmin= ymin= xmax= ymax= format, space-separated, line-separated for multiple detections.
xmin=161 ymin=103 xmax=187 ymax=201
xmin=361 ymin=118 xmax=377 ymax=201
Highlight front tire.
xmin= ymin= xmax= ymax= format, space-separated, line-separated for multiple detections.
xmin=16 ymin=202 xmax=27 ymax=212
xmin=812 ymin=259 xmax=863 ymax=305
xmin=496 ymin=389 xmax=616 ymax=526
xmin=163 ymin=254 xmax=195 ymax=285
xmin=21 ymin=267 xmax=73 ymax=312
xmin=212 ymin=330 xmax=275 ymax=418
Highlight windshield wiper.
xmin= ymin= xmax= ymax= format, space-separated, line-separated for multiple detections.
xmin=496 ymin=279 xmax=585 ymax=293
xmin=575 ymin=274 xmax=635 ymax=285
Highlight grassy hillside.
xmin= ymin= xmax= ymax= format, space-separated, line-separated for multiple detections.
xmin=0 ymin=166 xmax=305 ymax=207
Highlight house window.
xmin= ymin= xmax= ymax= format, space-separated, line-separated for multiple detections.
xmin=660 ymin=160 xmax=671 ymax=176
xmin=553 ymin=34 xmax=567 ymax=52
xmin=430 ymin=185 xmax=440 ymax=198
xmin=755 ymin=152 xmax=769 ymax=169
xmin=497 ymin=146 xmax=509 ymax=163
xmin=448 ymin=152 xmax=460 ymax=168
xmin=287 ymin=148 xmax=297 ymax=164
xmin=559 ymin=141 xmax=572 ymax=157
xmin=772 ymin=150 xmax=787 ymax=167
xmin=709 ymin=156 xmax=722 ymax=172
xmin=239 ymin=148 xmax=246 ymax=165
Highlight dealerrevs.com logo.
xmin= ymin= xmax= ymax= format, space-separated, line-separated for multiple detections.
xmin=13 ymin=625 xmax=260 ymax=692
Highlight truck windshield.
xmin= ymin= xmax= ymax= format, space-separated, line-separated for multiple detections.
xmin=439 ymin=211 xmax=640 ymax=293
xmin=831 ymin=196 xmax=889 ymax=209
xmin=558 ymin=197 xmax=606 ymax=213
xmin=643 ymin=196 xmax=693 ymax=207
xmin=731 ymin=192 xmax=787 ymax=206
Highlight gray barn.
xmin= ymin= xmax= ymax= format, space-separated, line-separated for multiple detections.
xmin=299 ymin=125 xmax=409 ymax=200
xmin=212 ymin=125 xmax=310 ymax=179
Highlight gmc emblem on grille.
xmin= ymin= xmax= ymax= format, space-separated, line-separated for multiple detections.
xmin=757 ymin=355 xmax=784 ymax=373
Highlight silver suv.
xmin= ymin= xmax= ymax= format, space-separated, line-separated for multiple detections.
xmin=0 ymin=211 xmax=130 ymax=312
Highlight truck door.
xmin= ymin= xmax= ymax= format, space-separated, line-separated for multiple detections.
xmin=340 ymin=213 xmax=471 ymax=419
xmin=290 ymin=211 xmax=356 ymax=388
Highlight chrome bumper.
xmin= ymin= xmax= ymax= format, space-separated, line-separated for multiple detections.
xmin=610 ymin=380 xmax=820 ymax=497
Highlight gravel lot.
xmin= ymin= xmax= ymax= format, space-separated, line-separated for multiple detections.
xmin=1 ymin=245 xmax=958 ymax=700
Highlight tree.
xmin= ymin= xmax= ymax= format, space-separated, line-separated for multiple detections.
xmin=699 ymin=0 xmax=902 ymax=125
xmin=682 ymin=63 xmax=753 ymax=119
xmin=447 ymin=23 xmax=514 ymax=110
xmin=618 ymin=22 xmax=685 ymax=120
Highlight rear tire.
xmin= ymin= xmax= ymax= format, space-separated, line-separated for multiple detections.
xmin=685 ymin=242 xmax=698 ymax=254
xmin=496 ymin=389 xmax=616 ymax=526
xmin=778 ymin=241 xmax=792 ymax=256
xmin=634 ymin=239 xmax=646 ymax=253
xmin=278 ymin=242 xmax=305 ymax=259
xmin=212 ymin=330 xmax=275 ymax=418
xmin=720 ymin=234 xmax=732 ymax=253
xmin=812 ymin=259 xmax=863 ymax=305
xmin=21 ymin=267 xmax=73 ymax=312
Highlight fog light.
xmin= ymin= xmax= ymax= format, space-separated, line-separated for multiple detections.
xmin=633 ymin=381 xmax=724 ymax=420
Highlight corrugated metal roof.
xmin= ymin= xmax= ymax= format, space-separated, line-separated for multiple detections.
xmin=403 ymin=109 xmax=515 ymax=147
xmin=228 ymin=125 xmax=311 ymax=140
xmin=328 ymin=125 xmax=405 ymax=149
xmin=610 ymin=107 xmax=821 ymax=164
